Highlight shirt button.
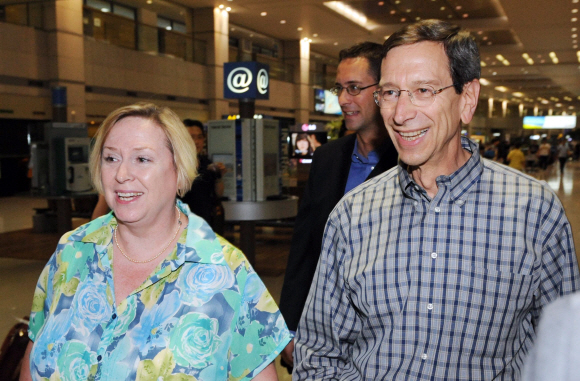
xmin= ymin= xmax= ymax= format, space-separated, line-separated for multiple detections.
xmin=456 ymin=200 xmax=465 ymax=206
xmin=414 ymin=201 xmax=419 ymax=206
xmin=431 ymin=252 xmax=437 ymax=259
xmin=427 ymin=303 xmax=433 ymax=310
xmin=434 ymin=207 xmax=441 ymax=213
xmin=97 ymin=355 xmax=102 ymax=361
xmin=421 ymin=353 xmax=428 ymax=360
xmin=112 ymin=313 xmax=117 ymax=319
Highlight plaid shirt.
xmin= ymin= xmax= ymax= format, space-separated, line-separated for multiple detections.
xmin=294 ymin=138 xmax=579 ymax=381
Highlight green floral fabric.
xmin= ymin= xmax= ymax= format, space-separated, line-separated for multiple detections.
xmin=27 ymin=200 xmax=291 ymax=381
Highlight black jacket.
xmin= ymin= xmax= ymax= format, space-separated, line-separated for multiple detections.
xmin=279 ymin=133 xmax=399 ymax=331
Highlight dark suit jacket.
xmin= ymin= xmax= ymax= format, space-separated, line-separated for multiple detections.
xmin=279 ymin=133 xmax=399 ymax=331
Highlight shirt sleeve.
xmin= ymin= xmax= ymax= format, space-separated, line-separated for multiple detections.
xmin=293 ymin=201 xmax=361 ymax=380
xmin=219 ymin=237 xmax=292 ymax=380
xmin=531 ymin=190 xmax=580 ymax=326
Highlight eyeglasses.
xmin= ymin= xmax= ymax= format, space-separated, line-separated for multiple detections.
xmin=373 ymin=84 xmax=456 ymax=108
xmin=329 ymin=83 xmax=379 ymax=97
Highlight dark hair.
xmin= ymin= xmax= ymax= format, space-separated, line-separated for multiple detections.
xmin=339 ymin=42 xmax=383 ymax=82
xmin=183 ymin=119 xmax=204 ymax=129
xmin=382 ymin=19 xmax=480 ymax=94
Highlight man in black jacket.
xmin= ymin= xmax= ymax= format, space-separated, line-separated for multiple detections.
xmin=279 ymin=42 xmax=399 ymax=369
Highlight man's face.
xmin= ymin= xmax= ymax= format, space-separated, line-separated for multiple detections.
xmin=379 ymin=41 xmax=479 ymax=170
xmin=336 ymin=57 xmax=381 ymax=134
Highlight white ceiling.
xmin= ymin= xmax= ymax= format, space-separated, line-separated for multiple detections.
xmin=175 ymin=0 xmax=580 ymax=112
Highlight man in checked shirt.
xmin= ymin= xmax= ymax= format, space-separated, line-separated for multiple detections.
xmin=293 ymin=19 xmax=580 ymax=381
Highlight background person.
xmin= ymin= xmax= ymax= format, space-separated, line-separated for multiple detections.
xmin=506 ymin=141 xmax=525 ymax=171
xmin=180 ymin=119 xmax=226 ymax=231
xmin=20 ymin=103 xmax=290 ymax=381
xmin=293 ymin=19 xmax=579 ymax=380
xmin=537 ymin=137 xmax=551 ymax=170
xmin=557 ymin=138 xmax=571 ymax=174
xmin=278 ymin=41 xmax=399 ymax=371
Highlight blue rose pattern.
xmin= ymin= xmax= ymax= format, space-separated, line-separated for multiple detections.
xmin=27 ymin=201 xmax=291 ymax=381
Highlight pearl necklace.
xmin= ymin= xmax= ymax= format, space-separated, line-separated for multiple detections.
xmin=114 ymin=206 xmax=182 ymax=264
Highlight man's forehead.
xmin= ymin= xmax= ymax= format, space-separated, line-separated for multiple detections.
xmin=336 ymin=57 xmax=373 ymax=83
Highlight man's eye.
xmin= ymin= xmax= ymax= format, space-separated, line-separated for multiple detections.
xmin=416 ymin=88 xmax=431 ymax=94
xmin=384 ymin=90 xmax=398 ymax=97
xmin=348 ymin=85 xmax=360 ymax=92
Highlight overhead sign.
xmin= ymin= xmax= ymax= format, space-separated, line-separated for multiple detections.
xmin=523 ymin=115 xmax=577 ymax=129
xmin=224 ymin=62 xmax=270 ymax=100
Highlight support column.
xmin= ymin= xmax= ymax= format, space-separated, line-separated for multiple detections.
xmin=285 ymin=39 xmax=311 ymax=126
xmin=193 ymin=7 xmax=230 ymax=120
xmin=44 ymin=0 xmax=86 ymax=122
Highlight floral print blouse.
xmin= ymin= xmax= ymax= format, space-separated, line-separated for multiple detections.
xmin=27 ymin=200 xmax=291 ymax=381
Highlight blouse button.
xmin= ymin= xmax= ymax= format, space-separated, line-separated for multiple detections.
xmin=97 ymin=355 xmax=102 ymax=361
xmin=112 ymin=313 xmax=117 ymax=319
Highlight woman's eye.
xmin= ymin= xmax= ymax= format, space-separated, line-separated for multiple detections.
xmin=138 ymin=157 xmax=150 ymax=163
xmin=104 ymin=156 xmax=116 ymax=162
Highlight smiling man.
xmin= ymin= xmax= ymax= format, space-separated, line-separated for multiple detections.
xmin=293 ymin=20 xmax=579 ymax=381
xmin=278 ymin=42 xmax=398 ymax=371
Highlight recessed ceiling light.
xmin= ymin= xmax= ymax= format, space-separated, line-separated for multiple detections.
xmin=575 ymin=45 xmax=579 ymax=48
xmin=313 ymin=33 xmax=318 ymax=37
xmin=249 ymin=34 xmax=254 ymax=37
xmin=573 ymin=34 xmax=578 ymax=38
xmin=297 ymin=27 xmax=303 ymax=31
xmin=219 ymin=4 xmax=224 ymax=9
xmin=406 ymin=8 xmax=412 ymax=12
xmin=231 ymin=27 xmax=235 ymax=31
xmin=334 ymin=42 xmax=338 ymax=45
xmin=573 ymin=17 xmax=578 ymax=22
xmin=573 ymin=9 xmax=579 ymax=13
xmin=574 ymin=28 xmax=578 ymax=31
xmin=260 ymin=12 xmax=267 ymax=16
xmin=390 ymin=10 xmax=396 ymax=14
xmin=280 ymin=20 xmax=286 ymax=24
xmin=463 ymin=13 xmax=469 ymax=18
xmin=440 ymin=6 xmax=445 ymax=10
xmin=378 ymin=1 xmax=384 ymax=5
xmin=483 ymin=36 xmax=488 ymax=40
xmin=416 ymin=17 xmax=421 ymax=20
xmin=225 ymin=7 xmax=231 ymax=11
xmin=401 ymin=17 xmax=406 ymax=22
xmin=448 ymin=14 xmax=453 ymax=18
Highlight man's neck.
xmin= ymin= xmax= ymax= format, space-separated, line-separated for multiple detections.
xmin=355 ymin=123 xmax=388 ymax=158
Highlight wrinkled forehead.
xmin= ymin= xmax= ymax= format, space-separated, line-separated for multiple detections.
xmin=380 ymin=42 xmax=451 ymax=86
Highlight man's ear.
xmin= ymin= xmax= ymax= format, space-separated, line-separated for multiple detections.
xmin=460 ymin=79 xmax=480 ymax=125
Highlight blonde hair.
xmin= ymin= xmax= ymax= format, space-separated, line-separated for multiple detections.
xmin=89 ymin=103 xmax=197 ymax=197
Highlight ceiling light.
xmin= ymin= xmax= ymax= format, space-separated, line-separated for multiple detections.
xmin=575 ymin=45 xmax=579 ymax=49
xmin=226 ymin=7 xmax=231 ymax=11
xmin=297 ymin=27 xmax=303 ymax=31
xmin=219 ymin=4 xmax=224 ymax=9
xmin=574 ymin=28 xmax=578 ymax=31
xmin=541 ymin=100 xmax=549 ymax=104
xmin=146 ymin=0 xmax=152 ymax=3
xmin=495 ymin=86 xmax=508 ymax=92
xmin=492 ymin=71 xmax=497 ymax=75
xmin=481 ymin=61 xmax=487 ymax=67
xmin=313 ymin=33 xmax=318 ymax=37
xmin=573 ymin=17 xmax=578 ymax=22
xmin=249 ymin=34 xmax=254 ymax=37
xmin=549 ymin=51 xmax=556 ymax=58
xmin=440 ymin=6 xmax=445 ymax=10
xmin=334 ymin=42 xmax=338 ymax=45
xmin=456 ymin=5 xmax=462 ymax=10
xmin=406 ymin=8 xmax=412 ymax=12
xmin=512 ymin=92 xmax=523 ymax=97
xmin=280 ymin=20 xmax=286 ymax=24
xmin=416 ymin=17 xmax=421 ymax=20
xmin=448 ymin=14 xmax=453 ymax=18
xmin=527 ymin=58 xmax=534 ymax=65
xmin=574 ymin=34 xmax=578 ymax=38
xmin=479 ymin=78 xmax=490 ymax=85
xmin=496 ymin=54 xmax=505 ymax=61
xmin=101 ymin=8 xmax=109 ymax=12
xmin=390 ymin=10 xmax=396 ymax=14
xmin=378 ymin=1 xmax=384 ymax=5
xmin=401 ymin=17 xmax=406 ymax=22
xmin=260 ymin=11 xmax=267 ymax=16
xmin=573 ymin=9 xmax=579 ymax=13
xmin=522 ymin=53 xmax=530 ymax=59
xmin=463 ymin=13 xmax=469 ymax=18
xmin=483 ymin=36 xmax=488 ymax=40
xmin=324 ymin=2 xmax=371 ymax=29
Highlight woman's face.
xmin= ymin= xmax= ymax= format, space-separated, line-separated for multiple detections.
xmin=101 ymin=116 xmax=178 ymax=226
xmin=187 ymin=125 xmax=205 ymax=154
xmin=296 ymin=138 xmax=309 ymax=154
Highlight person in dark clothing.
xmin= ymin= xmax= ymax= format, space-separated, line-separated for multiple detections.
xmin=180 ymin=119 xmax=225 ymax=228
xmin=278 ymin=42 xmax=399 ymax=371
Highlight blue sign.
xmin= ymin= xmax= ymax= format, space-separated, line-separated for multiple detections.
xmin=224 ymin=62 xmax=270 ymax=100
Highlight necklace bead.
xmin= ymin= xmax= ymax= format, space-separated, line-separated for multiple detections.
xmin=114 ymin=205 xmax=182 ymax=264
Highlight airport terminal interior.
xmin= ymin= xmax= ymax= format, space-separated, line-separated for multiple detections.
xmin=1 ymin=0 xmax=580 ymax=378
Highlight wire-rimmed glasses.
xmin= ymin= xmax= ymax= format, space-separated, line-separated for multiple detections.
xmin=329 ymin=83 xmax=379 ymax=97
xmin=373 ymin=84 xmax=456 ymax=108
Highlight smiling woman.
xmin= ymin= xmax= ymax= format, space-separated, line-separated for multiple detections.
xmin=19 ymin=103 xmax=290 ymax=381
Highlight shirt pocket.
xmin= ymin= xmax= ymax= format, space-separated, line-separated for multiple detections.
xmin=456 ymin=265 xmax=534 ymax=359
